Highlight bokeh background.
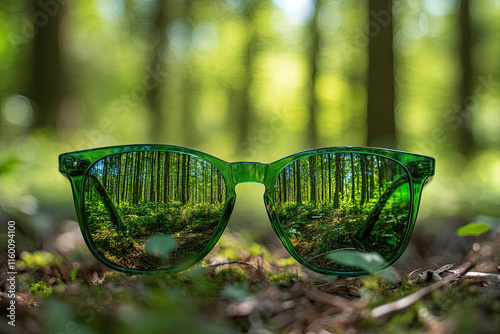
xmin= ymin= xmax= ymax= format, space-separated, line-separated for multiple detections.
xmin=1 ymin=0 xmax=499 ymax=256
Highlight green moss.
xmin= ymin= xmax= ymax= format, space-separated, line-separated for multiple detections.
xmin=103 ymin=271 xmax=117 ymax=280
xmin=268 ymin=271 xmax=302 ymax=288
xmin=30 ymin=281 xmax=54 ymax=297
xmin=212 ymin=268 xmax=249 ymax=285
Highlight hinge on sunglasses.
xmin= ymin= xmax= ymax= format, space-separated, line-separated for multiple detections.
xmin=63 ymin=157 xmax=91 ymax=177
xmin=408 ymin=161 xmax=433 ymax=179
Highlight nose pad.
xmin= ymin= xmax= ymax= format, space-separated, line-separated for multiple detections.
xmin=229 ymin=183 xmax=268 ymax=231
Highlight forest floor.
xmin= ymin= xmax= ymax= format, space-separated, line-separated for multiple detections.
xmin=1 ymin=215 xmax=500 ymax=334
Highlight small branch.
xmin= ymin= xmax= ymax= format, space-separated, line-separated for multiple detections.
xmin=208 ymin=261 xmax=259 ymax=271
xmin=371 ymin=262 xmax=475 ymax=321
xmin=301 ymin=284 xmax=360 ymax=311
xmin=456 ymin=271 xmax=500 ymax=284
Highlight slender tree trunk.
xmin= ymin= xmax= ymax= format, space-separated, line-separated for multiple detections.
xmin=355 ymin=175 xmax=407 ymax=241
xmin=309 ymin=155 xmax=317 ymax=203
xmin=295 ymin=160 xmax=302 ymax=204
xmin=156 ymin=151 xmax=161 ymax=202
xmin=457 ymin=0 xmax=475 ymax=155
xmin=306 ymin=0 xmax=322 ymax=147
xmin=369 ymin=156 xmax=375 ymax=199
xmin=282 ymin=169 xmax=287 ymax=202
xmin=145 ymin=0 xmax=170 ymax=143
xmin=328 ymin=155 xmax=332 ymax=202
xmin=30 ymin=1 xmax=64 ymax=130
xmin=116 ymin=156 xmax=122 ymax=205
xmin=320 ymin=156 xmax=325 ymax=202
xmin=360 ymin=155 xmax=367 ymax=205
xmin=350 ymin=153 xmax=355 ymax=203
xmin=334 ymin=154 xmax=341 ymax=208
xmin=366 ymin=0 xmax=395 ymax=148
xmin=164 ymin=152 xmax=170 ymax=202
xmin=176 ymin=155 xmax=181 ymax=202
xmin=181 ymin=154 xmax=187 ymax=204
xmin=234 ymin=2 xmax=258 ymax=154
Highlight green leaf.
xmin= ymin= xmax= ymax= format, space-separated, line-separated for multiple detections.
xmin=457 ymin=222 xmax=490 ymax=237
xmin=387 ymin=236 xmax=398 ymax=246
xmin=381 ymin=234 xmax=398 ymax=246
xmin=221 ymin=282 xmax=250 ymax=301
xmin=70 ymin=268 xmax=78 ymax=281
xmin=326 ymin=250 xmax=387 ymax=273
xmin=326 ymin=250 xmax=397 ymax=283
xmin=145 ymin=234 xmax=179 ymax=258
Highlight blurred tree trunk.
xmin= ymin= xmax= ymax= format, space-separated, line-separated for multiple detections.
xmin=366 ymin=0 xmax=395 ymax=148
xmin=334 ymin=154 xmax=341 ymax=208
xmin=457 ymin=0 xmax=475 ymax=155
xmin=234 ymin=1 xmax=257 ymax=154
xmin=180 ymin=0 xmax=197 ymax=146
xmin=306 ymin=0 xmax=321 ymax=148
xmin=145 ymin=0 xmax=170 ymax=143
xmin=30 ymin=1 xmax=65 ymax=130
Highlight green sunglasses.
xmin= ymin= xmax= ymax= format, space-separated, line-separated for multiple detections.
xmin=59 ymin=145 xmax=435 ymax=276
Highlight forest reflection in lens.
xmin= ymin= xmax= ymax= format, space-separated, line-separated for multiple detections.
xmin=83 ymin=151 xmax=226 ymax=270
xmin=273 ymin=153 xmax=411 ymax=272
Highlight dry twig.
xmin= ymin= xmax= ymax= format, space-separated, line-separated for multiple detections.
xmin=371 ymin=261 xmax=475 ymax=321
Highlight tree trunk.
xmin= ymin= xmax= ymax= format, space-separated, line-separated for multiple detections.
xmin=145 ymin=0 xmax=170 ymax=143
xmin=30 ymin=0 xmax=64 ymax=130
xmin=360 ymin=155 xmax=367 ymax=205
xmin=366 ymin=0 xmax=395 ymax=148
xmin=295 ymin=160 xmax=302 ymax=204
xmin=355 ymin=175 xmax=407 ymax=242
xmin=457 ymin=0 xmax=475 ymax=155
xmin=334 ymin=154 xmax=341 ymax=208
xmin=306 ymin=0 xmax=322 ymax=148
xmin=309 ymin=155 xmax=317 ymax=203
xmin=234 ymin=2 xmax=258 ymax=154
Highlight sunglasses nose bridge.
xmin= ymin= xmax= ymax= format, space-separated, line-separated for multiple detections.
xmin=230 ymin=162 xmax=268 ymax=184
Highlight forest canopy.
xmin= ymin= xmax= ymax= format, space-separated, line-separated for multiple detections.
xmin=0 ymin=0 xmax=499 ymax=219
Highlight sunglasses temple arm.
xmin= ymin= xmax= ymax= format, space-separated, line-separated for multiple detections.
xmin=88 ymin=175 xmax=127 ymax=231
xmin=354 ymin=175 xmax=407 ymax=242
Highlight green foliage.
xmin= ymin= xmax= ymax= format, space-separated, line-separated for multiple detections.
xmin=221 ymin=281 xmax=251 ymax=301
xmin=212 ymin=268 xmax=250 ymax=285
xmin=327 ymin=250 xmax=386 ymax=272
xmin=145 ymin=234 xmax=179 ymax=258
xmin=276 ymin=192 xmax=409 ymax=272
xmin=86 ymin=200 xmax=225 ymax=270
xmin=18 ymin=251 xmax=63 ymax=269
xmin=30 ymin=281 xmax=54 ymax=297
xmin=268 ymin=271 xmax=302 ymax=288
xmin=70 ymin=268 xmax=78 ymax=281
xmin=0 ymin=156 xmax=19 ymax=176
xmin=23 ymin=259 xmax=499 ymax=334
xmin=456 ymin=222 xmax=490 ymax=237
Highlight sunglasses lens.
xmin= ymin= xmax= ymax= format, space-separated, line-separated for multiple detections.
xmin=83 ymin=151 xmax=227 ymax=271
xmin=273 ymin=153 xmax=411 ymax=273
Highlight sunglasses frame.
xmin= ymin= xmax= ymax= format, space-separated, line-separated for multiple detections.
xmin=59 ymin=145 xmax=435 ymax=276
